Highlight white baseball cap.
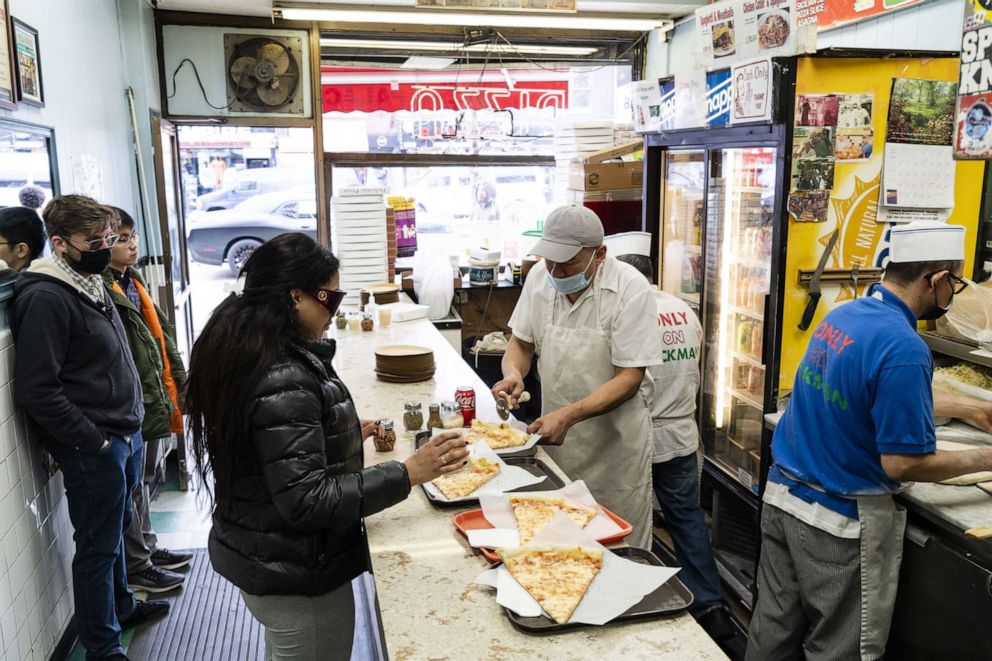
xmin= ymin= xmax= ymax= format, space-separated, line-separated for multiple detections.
xmin=531 ymin=205 xmax=605 ymax=263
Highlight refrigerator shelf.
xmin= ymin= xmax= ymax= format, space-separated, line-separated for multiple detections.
xmin=731 ymin=351 xmax=764 ymax=369
xmin=676 ymin=291 xmax=701 ymax=306
xmin=729 ymin=306 xmax=763 ymax=322
xmin=730 ymin=388 xmax=765 ymax=411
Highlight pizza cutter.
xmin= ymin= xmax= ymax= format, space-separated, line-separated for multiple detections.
xmin=496 ymin=390 xmax=531 ymax=420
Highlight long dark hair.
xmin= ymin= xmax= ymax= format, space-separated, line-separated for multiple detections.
xmin=185 ymin=233 xmax=340 ymax=503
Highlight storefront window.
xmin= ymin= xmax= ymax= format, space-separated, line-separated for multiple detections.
xmin=332 ymin=163 xmax=553 ymax=259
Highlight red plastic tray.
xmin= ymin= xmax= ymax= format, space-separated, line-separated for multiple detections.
xmin=453 ymin=505 xmax=634 ymax=564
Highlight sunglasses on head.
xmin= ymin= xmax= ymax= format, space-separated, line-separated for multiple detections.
xmin=309 ymin=288 xmax=346 ymax=315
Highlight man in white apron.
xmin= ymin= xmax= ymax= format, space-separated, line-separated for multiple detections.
xmin=613 ymin=240 xmax=746 ymax=658
xmin=748 ymin=221 xmax=992 ymax=660
xmin=493 ymin=206 xmax=663 ymax=549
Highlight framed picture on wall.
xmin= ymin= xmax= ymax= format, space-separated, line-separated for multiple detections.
xmin=12 ymin=18 xmax=42 ymax=107
xmin=0 ymin=0 xmax=16 ymax=110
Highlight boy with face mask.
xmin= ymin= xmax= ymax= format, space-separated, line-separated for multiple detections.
xmin=12 ymin=195 xmax=168 ymax=660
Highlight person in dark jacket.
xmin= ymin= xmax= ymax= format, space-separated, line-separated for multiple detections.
xmin=13 ymin=195 xmax=168 ymax=661
xmin=185 ymin=233 xmax=468 ymax=661
xmin=103 ymin=208 xmax=193 ymax=594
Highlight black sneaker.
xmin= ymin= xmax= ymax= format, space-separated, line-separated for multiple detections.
xmin=696 ymin=605 xmax=747 ymax=661
xmin=127 ymin=566 xmax=185 ymax=593
xmin=120 ymin=599 xmax=170 ymax=629
xmin=150 ymin=548 xmax=194 ymax=570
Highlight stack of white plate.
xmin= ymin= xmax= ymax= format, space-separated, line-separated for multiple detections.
xmin=552 ymin=119 xmax=615 ymax=204
xmin=331 ymin=188 xmax=389 ymax=306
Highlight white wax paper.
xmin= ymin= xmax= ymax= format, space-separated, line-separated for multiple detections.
xmin=474 ymin=480 xmax=625 ymax=547
xmin=474 ymin=513 xmax=680 ymax=625
xmin=423 ymin=442 xmax=546 ymax=503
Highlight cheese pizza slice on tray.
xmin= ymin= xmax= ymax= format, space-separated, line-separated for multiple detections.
xmin=497 ymin=545 xmax=603 ymax=624
xmin=465 ymin=419 xmax=530 ymax=449
xmin=431 ymin=457 xmax=500 ymax=499
xmin=510 ymin=496 xmax=598 ymax=545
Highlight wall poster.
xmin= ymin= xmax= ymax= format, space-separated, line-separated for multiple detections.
xmin=955 ymin=0 xmax=992 ymax=159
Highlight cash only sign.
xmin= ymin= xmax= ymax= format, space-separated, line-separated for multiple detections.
xmin=955 ymin=0 xmax=992 ymax=159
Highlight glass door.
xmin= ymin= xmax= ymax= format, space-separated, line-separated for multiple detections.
xmin=660 ymin=150 xmax=705 ymax=312
xmin=701 ymin=147 xmax=776 ymax=494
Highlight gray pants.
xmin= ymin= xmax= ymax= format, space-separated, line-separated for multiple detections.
xmin=124 ymin=437 xmax=161 ymax=573
xmin=241 ymin=580 xmax=356 ymax=661
xmin=746 ymin=504 xmax=862 ymax=661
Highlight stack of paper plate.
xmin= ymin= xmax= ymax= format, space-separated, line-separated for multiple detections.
xmin=553 ymin=119 xmax=615 ymax=204
xmin=361 ymin=283 xmax=401 ymax=307
xmin=374 ymin=345 xmax=436 ymax=383
xmin=332 ymin=188 xmax=389 ymax=306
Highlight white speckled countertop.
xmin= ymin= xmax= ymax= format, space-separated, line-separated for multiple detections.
xmin=331 ymin=316 xmax=727 ymax=661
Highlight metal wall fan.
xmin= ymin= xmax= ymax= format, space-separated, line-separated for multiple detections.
xmin=224 ymin=35 xmax=304 ymax=113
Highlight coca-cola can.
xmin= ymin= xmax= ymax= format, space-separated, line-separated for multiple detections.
xmin=455 ymin=387 xmax=476 ymax=426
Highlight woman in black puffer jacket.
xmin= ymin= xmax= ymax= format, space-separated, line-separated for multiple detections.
xmin=184 ymin=233 xmax=467 ymax=661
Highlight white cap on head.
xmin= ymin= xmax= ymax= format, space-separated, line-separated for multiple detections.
xmin=889 ymin=221 xmax=965 ymax=264
xmin=603 ymin=231 xmax=651 ymax=258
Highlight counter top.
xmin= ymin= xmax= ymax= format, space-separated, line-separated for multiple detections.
xmin=331 ymin=317 xmax=727 ymax=660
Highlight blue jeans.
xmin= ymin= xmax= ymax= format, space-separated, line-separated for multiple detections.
xmin=652 ymin=452 xmax=724 ymax=615
xmin=48 ymin=431 xmax=144 ymax=659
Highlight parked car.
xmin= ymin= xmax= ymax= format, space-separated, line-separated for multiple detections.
xmin=188 ymin=191 xmax=317 ymax=275
xmin=195 ymin=166 xmax=312 ymax=212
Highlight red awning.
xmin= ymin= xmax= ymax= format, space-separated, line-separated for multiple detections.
xmin=321 ymin=67 xmax=570 ymax=113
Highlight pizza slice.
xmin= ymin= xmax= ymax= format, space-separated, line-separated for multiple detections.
xmin=465 ymin=419 xmax=529 ymax=449
xmin=431 ymin=457 xmax=500 ymax=499
xmin=510 ymin=496 xmax=599 ymax=545
xmin=497 ymin=545 xmax=604 ymax=624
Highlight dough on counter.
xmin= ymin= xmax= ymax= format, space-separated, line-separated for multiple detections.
xmin=937 ymin=440 xmax=992 ymax=485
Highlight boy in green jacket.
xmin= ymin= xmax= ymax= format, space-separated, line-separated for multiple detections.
xmin=104 ymin=208 xmax=193 ymax=592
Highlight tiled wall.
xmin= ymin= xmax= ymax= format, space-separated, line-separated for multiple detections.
xmin=0 ymin=330 xmax=76 ymax=661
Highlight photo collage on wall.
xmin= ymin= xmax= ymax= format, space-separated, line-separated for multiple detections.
xmin=788 ymin=92 xmax=874 ymax=223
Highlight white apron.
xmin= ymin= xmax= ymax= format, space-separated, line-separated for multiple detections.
xmin=781 ymin=469 xmax=906 ymax=660
xmin=536 ymin=273 xmax=654 ymax=549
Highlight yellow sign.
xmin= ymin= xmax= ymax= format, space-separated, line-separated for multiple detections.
xmin=779 ymin=57 xmax=986 ymax=394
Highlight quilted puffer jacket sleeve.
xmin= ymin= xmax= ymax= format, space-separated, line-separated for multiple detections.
xmin=248 ymin=366 xmax=411 ymax=533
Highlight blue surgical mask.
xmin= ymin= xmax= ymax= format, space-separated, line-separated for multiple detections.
xmin=547 ymin=253 xmax=596 ymax=295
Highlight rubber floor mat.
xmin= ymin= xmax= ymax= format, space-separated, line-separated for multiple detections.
xmin=125 ymin=549 xmax=264 ymax=660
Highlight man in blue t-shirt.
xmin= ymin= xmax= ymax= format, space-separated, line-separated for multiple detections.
xmin=748 ymin=222 xmax=992 ymax=661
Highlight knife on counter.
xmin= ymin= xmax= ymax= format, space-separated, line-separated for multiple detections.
xmin=798 ymin=229 xmax=839 ymax=332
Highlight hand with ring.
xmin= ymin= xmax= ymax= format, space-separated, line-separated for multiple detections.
xmin=403 ymin=430 xmax=468 ymax=486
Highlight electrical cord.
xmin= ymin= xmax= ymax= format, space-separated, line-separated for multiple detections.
xmin=167 ymin=58 xmax=238 ymax=110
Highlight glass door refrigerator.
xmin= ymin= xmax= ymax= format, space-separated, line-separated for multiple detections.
xmin=645 ymin=124 xmax=790 ymax=605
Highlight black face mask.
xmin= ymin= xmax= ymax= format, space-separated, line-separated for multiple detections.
xmin=65 ymin=245 xmax=112 ymax=275
xmin=918 ymin=303 xmax=949 ymax=321
xmin=919 ymin=278 xmax=953 ymax=321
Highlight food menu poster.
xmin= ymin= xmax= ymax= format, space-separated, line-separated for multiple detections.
xmin=955 ymin=0 xmax=992 ymax=159
xmin=696 ymin=0 xmax=799 ymax=65
xmin=799 ymin=0 xmax=926 ymax=31
xmin=779 ymin=56 xmax=985 ymax=395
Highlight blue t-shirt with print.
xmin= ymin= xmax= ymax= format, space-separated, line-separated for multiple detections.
xmin=768 ymin=284 xmax=936 ymax=519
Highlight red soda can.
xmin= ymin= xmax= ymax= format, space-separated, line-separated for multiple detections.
xmin=455 ymin=387 xmax=476 ymax=426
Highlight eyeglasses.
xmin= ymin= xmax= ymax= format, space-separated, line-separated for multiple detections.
xmin=118 ymin=233 xmax=139 ymax=245
xmin=925 ymin=271 xmax=970 ymax=296
xmin=308 ymin=288 xmax=347 ymax=316
xmin=63 ymin=234 xmax=119 ymax=252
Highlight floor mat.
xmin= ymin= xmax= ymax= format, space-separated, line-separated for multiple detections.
xmin=126 ymin=549 xmax=264 ymax=660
